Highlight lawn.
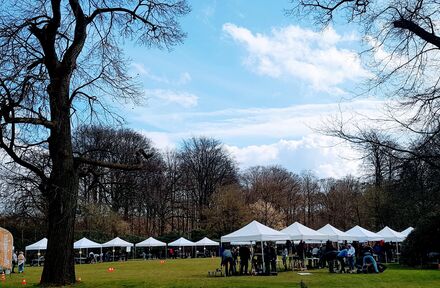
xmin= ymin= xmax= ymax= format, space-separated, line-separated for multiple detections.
xmin=1 ymin=258 xmax=439 ymax=287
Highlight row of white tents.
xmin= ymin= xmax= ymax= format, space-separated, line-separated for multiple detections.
xmin=220 ymin=221 xmax=414 ymax=244
xmin=25 ymin=221 xmax=414 ymax=253
xmin=25 ymin=236 xmax=220 ymax=252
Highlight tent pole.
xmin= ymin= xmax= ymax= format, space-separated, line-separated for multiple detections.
xmin=38 ymin=249 xmax=40 ymax=266
xmin=261 ymin=241 xmax=265 ymax=274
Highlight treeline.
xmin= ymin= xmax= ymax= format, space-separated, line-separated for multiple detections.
xmin=1 ymin=126 xmax=439 ymax=248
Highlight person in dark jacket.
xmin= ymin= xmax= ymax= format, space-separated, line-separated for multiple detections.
xmin=239 ymin=246 xmax=250 ymax=275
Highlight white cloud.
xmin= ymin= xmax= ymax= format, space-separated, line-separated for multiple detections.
xmin=131 ymin=63 xmax=191 ymax=86
xmin=223 ymin=23 xmax=371 ymax=94
xmin=126 ymin=97 xmax=390 ymax=178
xmin=145 ymin=89 xmax=198 ymax=108
xmin=225 ymin=135 xmax=361 ymax=178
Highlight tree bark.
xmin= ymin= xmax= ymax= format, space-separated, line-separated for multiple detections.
xmin=40 ymin=74 xmax=78 ymax=285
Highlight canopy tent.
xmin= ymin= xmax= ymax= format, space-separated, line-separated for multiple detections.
xmin=345 ymin=226 xmax=384 ymax=242
xmin=25 ymin=238 xmax=47 ymax=251
xmin=168 ymin=237 xmax=195 ymax=247
xmin=25 ymin=237 xmax=47 ymax=266
xmin=281 ymin=222 xmax=326 ymax=241
xmin=195 ymin=237 xmax=219 ymax=246
xmin=221 ymin=220 xmax=289 ymax=274
xmin=136 ymin=237 xmax=167 ymax=248
xmin=74 ymin=237 xmax=102 ymax=249
xmin=317 ymin=224 xmax=356 ymax=242
xmin=401 ymin=227 xmax=414 ymax=237
xmin=221 ymin=220 xmax=289 ymax=242
xmin=102 ymin=237 xmax=133 ymax=248
xmin=102 ymin=237 xmax=133 ymax=262
xmin=377 ymin=226 xmax=406 ymax=242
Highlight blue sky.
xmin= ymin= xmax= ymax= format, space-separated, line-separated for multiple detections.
xmin=120 ymin=0 xmax=387 ymax=178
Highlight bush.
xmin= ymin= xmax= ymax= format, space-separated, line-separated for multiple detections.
xmin=400 ymin=212 xmax=440 ymax=268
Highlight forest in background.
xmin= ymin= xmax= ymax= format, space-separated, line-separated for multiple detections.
xmin=1 ymin=125 xmax=438 ymax=249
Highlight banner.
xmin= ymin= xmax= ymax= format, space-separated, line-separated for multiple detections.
xmin=0 ymin=227 xmax=13 ymax=270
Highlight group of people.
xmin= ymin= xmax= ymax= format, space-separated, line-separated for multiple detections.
xmin=220 ymin=240 xmax=389 ymax=276
xmin=9 ymin=251 xmax=26 ymax=273
xmin=221 ymin=243 xmax=278 ymax=276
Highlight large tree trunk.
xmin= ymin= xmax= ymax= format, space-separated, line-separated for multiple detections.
xmin=41 ymin=77 xmax=79 ymax=285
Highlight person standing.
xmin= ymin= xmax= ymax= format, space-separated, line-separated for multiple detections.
xmin=11 ymin=251 xmax=17 ymax=273
xmin=17 ymin=252 xmax=25 ymax=273
xmin=347 ymin=244 xmax=356 ymax=272
xmin=239 ymin=246 xmax=250 ymax=275
xmin=282 ymin=247 xmax=288 ymax=271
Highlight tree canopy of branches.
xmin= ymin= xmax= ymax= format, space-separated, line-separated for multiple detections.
xmin=0 ymin=0 xmax=189 ymax=285
xmin=292 ymin=0 xmax=440 ymax=169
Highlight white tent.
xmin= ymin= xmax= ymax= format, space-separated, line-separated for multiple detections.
xmin=136 ymin=237 xmax=166 ymax=248
xmin=281 ymin=222 xmax=326 ymax=241
xmin=102 ymin=237 xmax=133 ymax=248
xmin=74 ymin=237 xmax=102 ymax=249
xmin=377 ymin=226 xmax=406 ymax=242
xmin=317 ymin=224 xmax=356 ymax=242
xmin=195 ymin=237 xmax=219 ymax=246
xmin=25 ymin=238 xmax=47 ymax=251
xmin=345 ymin=226 xmax=384 ymax=242
xmin=401 ymin=227 xmax=414 ymax=237
xmin=221 ymin=220 xmax=289 ymax=274
xmin=221 ymin=220 xmax=289 ymax=242
xmin=168 ymin=237 xmax=195 ymax=247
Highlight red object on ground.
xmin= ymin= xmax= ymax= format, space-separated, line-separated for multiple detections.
xmin=21 ymin=279 xmax=27 ymax=285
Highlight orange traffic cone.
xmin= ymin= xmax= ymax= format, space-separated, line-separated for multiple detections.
xmin=1 ymin=272 xmax=5 ymax=281
xmin=77 ymin=277 xmax=82 ymax=282
xmin=21 ymin=279 xmax=27 ymax=285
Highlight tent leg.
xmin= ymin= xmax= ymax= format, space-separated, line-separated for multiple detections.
xmin=261 ymin=241 xmax=265 ymax=274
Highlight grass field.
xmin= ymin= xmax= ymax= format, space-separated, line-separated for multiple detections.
xmin=1 ymin=258 xmax=439 ymax=287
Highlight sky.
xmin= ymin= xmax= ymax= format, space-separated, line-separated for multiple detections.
xmin=119 ymin=0 xmax=388 ymax=179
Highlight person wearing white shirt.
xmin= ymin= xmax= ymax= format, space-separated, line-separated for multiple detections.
xmin=347 ymin=244 xmax=356 ymax=271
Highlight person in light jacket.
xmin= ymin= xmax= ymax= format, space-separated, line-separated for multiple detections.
xmin=17 ymin=252 xmax=26 ymax=273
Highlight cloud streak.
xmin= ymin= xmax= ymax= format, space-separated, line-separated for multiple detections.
xmin=223 ymin=23 xmax=371 ymax=94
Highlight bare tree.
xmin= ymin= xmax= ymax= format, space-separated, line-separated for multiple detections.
xmin=292 ymin=0 xmax=440 ymax=168
xmin=0 ymin=1 xmax=189 ymax=285
xmin=178 ymin=137 xmax=238 ymax=230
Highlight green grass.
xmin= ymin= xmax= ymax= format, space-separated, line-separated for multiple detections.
xmin=1 ymin=258 xmax=439 ymax=287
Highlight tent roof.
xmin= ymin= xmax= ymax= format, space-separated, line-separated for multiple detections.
xmin=102 ymin=237 xmax=133 ymax=248
xmin=74 ymin=237 xmax=102 ymax=249
xmin=345 ymin=225 xmax=384 ymax=242
xmin=317 ymin=224 xmax=356 ymax=241
xmin=401 ymin=227 xmax=414 ymax=237
xmin=136 ymin=237 xmax=166 ymax=247
xmin=221 ymin=220 xmax=289 ymax=242
xmin=377 ymin=226 xmax=405 ymax=242
xmin=195 ymin=237 xmax=219 ymax=246
xmin=168 ymin=237 xmax=195 ymax=247
xmin=281 ymin=222 xmax=326 ymax=241
xmin=25 ymin=238 xmax=47 ymax=251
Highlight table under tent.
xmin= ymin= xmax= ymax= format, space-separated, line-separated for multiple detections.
xmin=280 ymin=222 xmax=327 ymax=270
xmin=377 ymin=226 xmax=406 ymax=262
xmin=221 ymin=220 xmax=289 ymax=275
xmin=194 ymin=237 xmax=219 ymax=257
xmin=102 ymin=237 xmax=133 ymax=261
xmin=168 ymin=237 xmax=195 ymax=258
xmin=135 ymin=237 xmax=167 ymax=259
xmin=73 ymin=237 xmax=102 ymax=264
xmin=25 ymin=238 xmax=47 ymax=266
